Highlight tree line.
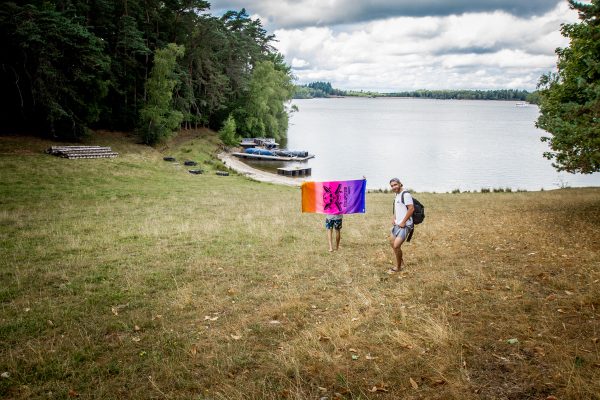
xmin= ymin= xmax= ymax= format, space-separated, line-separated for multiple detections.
xmin=0 ymin=1 xmax=295 ymax=144
xmin=294 ymin=84 xmax=537 ymax=102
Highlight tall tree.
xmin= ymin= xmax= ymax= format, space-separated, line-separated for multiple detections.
xmin=536 ymin=0 xmax=600 ymax=174
xmin=237 ymin=60 xmax=294 ymax=142
xmin=0 ymin=2 xmax=109 ymax=137
xmin=139 ymin=43 xmax=185 ymax=144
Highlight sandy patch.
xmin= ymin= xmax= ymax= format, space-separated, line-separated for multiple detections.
xmin=217 ymin=152 xmax=308 ymax=187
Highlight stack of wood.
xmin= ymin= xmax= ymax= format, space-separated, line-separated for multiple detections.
xmin=46 ymin=146 xmax=119 ymax=159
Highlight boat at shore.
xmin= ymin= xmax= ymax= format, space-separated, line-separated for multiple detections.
xmin=231 ymin=149 xmax=315 ymax=161
xmin=234 ymin=137 xmax=314 ymax=161
xmin=239 ymin=137 xmax=279 ymax=149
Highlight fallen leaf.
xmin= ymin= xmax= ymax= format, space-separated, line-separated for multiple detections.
xmin=68 ymin=389 xmax=79 ymax=397
xmin=132 ymin=336 xmax=141 ymax=342
xmin=318 ymin=386 xmax=327 ymax=392
xmin=351 ymin=354 xmax=359 ymax=360
xmin=1 ymin=372 xmax=9 ymax=379
xmin=409 ymin=377 xmax=419 ymax=389
xmin=204 ymin=315 xmax=219 ymax=321
xmin=110 ymin=304 xmax=128 ymax=316
xmin=546 ymin=396 xmax=558 ymax=400
xmin=351 ymin=317 xmax=359 ymax=321
xmin=269 ymin=320 xmax=281 ymax=324
xmin=557 ymin=309 xmax=566 ymax=314
xmin=451 ymin=311 xmax=461 ymax=316
xmin=545 ymin=294 xmax=556 ymax=301
xmin=564 ymin=290 xmax=573 ymax=296
xmin=231 ymin=334 xmax=242 ymax=340
xmin=190 ymin=346 xmax=197 ymax=356
xmin=507 ymin=338 xmax=519 ymax=344
xmin=365 ymin=354 xmax=378 ymax=360
xmin=433 ymin=379 xmax=446 ymax=385
xmin=533 ymin=347 xmax=546 ymax=357
xmin=369 ymin=385 xmax=388 ymax=392
xmin=318 ymin=336 xmax=331 ymax=341
xmin=349 ymin=348 xmax=358 ymax=353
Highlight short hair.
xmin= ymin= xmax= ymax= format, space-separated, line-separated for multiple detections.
xmin=389 ymin=177 xmax=401 ymax=185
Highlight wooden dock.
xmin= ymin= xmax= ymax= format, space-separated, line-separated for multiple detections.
xmin=231 ymin=152 xmax=314 ymax=161
xmin=277 ymin=166 xmax=311 ymax=176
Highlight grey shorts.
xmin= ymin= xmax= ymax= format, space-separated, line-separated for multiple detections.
xmin=391 ymin=224 xmax=413 ymax=241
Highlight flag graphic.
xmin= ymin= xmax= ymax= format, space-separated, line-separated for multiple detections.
xmin=301 ymin=179 xmax=366 ymax=214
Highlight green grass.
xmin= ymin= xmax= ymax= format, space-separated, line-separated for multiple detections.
xmin=1 ymin=130 xmax=599 ymax=399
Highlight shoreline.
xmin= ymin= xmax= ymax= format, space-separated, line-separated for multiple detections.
xmin=217 ymin=151 xmax=307 ymax=187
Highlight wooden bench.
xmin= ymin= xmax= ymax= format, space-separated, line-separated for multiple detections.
xmin=46 ymin=146 xmax=119 ymax=159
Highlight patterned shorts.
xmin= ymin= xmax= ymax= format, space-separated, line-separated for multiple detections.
xmin=325 ymin=218 xmax=343 ymax=230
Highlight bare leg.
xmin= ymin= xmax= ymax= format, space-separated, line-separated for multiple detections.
xmin=389 ymin=234 xmax=405 ymax=271
xmin=335 ymin=229 xmax=341 ymax=250
xmin=327 ymin=229 xmax=333 ymax=252
xmin=393 ymin=235 xmax=406 ymax=269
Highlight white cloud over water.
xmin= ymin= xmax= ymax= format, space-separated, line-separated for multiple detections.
xmin=208 ymin=0 xmax=582 ymax=91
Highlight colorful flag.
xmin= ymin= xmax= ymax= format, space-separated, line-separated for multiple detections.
xmin=301 ymin=179 xmax=366 ymax=214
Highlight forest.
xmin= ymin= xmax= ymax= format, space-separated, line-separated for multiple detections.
xmin=0 ymin=1 xmax=295 ymax=143
xmin=294 ymin=82 xmax=537 ymax=102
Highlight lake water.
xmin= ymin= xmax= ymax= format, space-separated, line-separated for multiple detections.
xmin=244 ymin=97 xmax=600 ymax=192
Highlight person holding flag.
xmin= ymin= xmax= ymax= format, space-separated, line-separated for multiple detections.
xmin=324 ymin=213 xmax=342 ymax=252
xmin=301 ymin=177 xmax=366 ymax=252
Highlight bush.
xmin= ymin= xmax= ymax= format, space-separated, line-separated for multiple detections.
xmin=219 ymin=115 xmax=238 ymax=146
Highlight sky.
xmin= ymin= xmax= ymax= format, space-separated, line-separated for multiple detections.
xmin=207 ymin=0 xmax=583 ymax=92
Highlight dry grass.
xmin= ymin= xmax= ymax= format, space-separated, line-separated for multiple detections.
xmin=0 ymin=131 xmax=599 ymax=399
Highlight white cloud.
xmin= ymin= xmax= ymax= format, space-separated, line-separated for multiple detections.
xmin=269 ymin=2 xmax=578 ymax=91
xmin=209 ymin=0 xmax=564 ymax=29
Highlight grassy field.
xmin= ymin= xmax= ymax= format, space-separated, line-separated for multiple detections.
xmin=1 ymin=130 xmax=599 ymax=399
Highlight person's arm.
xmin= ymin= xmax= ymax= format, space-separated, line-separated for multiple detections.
xmin=399 ymin=204 xmax=414 ymax=227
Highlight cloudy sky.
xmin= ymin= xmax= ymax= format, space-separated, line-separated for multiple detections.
xmin=208 ymin=0 xmax=582 ymax=92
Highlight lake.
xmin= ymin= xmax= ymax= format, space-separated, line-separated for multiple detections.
xmin=243 ymin=97 xmax=600 ymax=192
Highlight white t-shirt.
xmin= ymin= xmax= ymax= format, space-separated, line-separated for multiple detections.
xmin=394 ymin=191 xmax=414 ymax=226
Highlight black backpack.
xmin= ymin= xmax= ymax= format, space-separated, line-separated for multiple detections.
xmin=399 ymin=191 xmax=425 ymax=224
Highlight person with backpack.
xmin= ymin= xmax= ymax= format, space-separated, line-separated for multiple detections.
xmin=388 ymin=178 xmax=414 ymax=273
